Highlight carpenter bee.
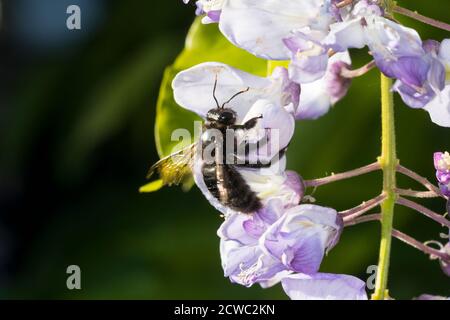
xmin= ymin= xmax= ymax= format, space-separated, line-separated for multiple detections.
xmin=147 ymin=76 xmax=283 ymax=214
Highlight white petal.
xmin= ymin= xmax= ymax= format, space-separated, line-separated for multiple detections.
xmin=439 ymin=39 xmax=450 ymax=79
xmin=281 ymin=273 xmax=368 ymax=300
xmin=364 ymin=16 xmax=424 ymax=62
xmin=172 ymin=62 xmax=272 ymax=120
xmin=237 ymin=163 xmax=304 ymax=209
xmin=296 ymin=51 xmax=351 ymax=120
xmin=296 ymin=78 xmax=331 ymax=120
xmin=324 ymin=18 xmax=366 ymax=52
xmin=173 ymin=62 xmax=297 ymax=122
xmin=219 ymin=0 xmax=332 ymax=59
xmin=439 ymin=39 xmax=450 ymax=62
xmin=423 ymin=85 xmax=450 ymax=127
xmin=239 ymin=99 xmax=295 ymax=154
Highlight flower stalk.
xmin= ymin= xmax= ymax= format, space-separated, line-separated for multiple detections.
xmin=344 ymin=213 xmax=381 ymax=227
xmin=340 ymin=60 xmax=376 ymax=79
xmin=304 ymin=162 xmax=380 ymax=188
xmin=340 ymin=194 xmax=386 ymax=220
xmin=393 ymin=6 xmax=450 ymax=32
xmin=392 ymin=229 xmax=449 ymax=262
xmin=396 ymin=197 xmax=450 ymax=228
xmin=395 ymin=188 xmax=440 ymax=199
xmin=397 ymin=165 xmax=448 ymax=200
xmin=372 ymin=73 xmax=398 ymax=300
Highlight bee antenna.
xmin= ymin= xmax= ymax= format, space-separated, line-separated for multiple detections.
xmin=213 ymin=74 xmax=220 ymax=109
xmin=221 ymin=87 xmax=250 ymax=109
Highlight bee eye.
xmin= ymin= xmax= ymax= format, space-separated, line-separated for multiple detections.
xmin=219 ymin=111 xmax=235 ymax=123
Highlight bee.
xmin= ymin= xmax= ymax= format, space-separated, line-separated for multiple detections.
xmin=147 ymin=76 xmax=284 ymax=214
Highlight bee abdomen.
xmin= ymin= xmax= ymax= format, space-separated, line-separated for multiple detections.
xmin=225 ymin=166 xmax=261 ymax=213
xmin=201 ymin=162 xmax=262 ymax=215
xmin=202 ymin=163 xmax=220 ymax=199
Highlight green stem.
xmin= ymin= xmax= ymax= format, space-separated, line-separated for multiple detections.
xmin=372 ymin=74 xmax=398 ymax=300
xmin=393 ymin=6 xmax=450 ymax=33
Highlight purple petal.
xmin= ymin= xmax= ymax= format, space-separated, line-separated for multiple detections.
xmin=295 ymin=51 xmax=351 ymax=120
xmin=434 ymin=152 xmax=445 ymax=170
xmin=256 ymin=199 xmax=285 ymax=225
xmin=281 ymin=273 xmax=368 ymax=300
xmin=284 ymin=171 xmax=305 ymax=205
xmin=427 ymin=58 xmax=446 ymax=92
xmin=327 ymin=61 xmax=352 ymax=104
xmin=423 ymin=39 xmax=440 ymax=54
xmin=393 ymin=80 xmax=435 ymax=109
xmin=437 ymin=172 xmax=450 ymax=185
xmin=219 ymin=240 xmax=259 ymax=278
xmin=377 ymin=56 xmax=429 ymax=88
xmin=270 ymin=67 xmax=301 ymax=111
xmin=243 ymin=218 xmax=266 ymax=239
xmin=284 ymin=33 xmax=329 ymax=84
xmin=260 ymin=204 xmax=341 ymax=273
xmin=206 ymin=10 xmax=221 ymax=22
xmin=218 ymin=213 xmax=259 ymax=244
xmin=440 ymin=183 xmax=450 ymax=197
xmin=284 ymin=236 xmax=325 ymax=274
xmin=195 ymin=1 xmax=204 ymax=15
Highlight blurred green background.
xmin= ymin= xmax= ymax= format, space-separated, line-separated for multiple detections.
xmin=0 ymin=0 xmax=448 ymax=299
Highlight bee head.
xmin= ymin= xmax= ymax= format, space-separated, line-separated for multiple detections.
xmin=206 ymin=108 xmax=237 ymax=126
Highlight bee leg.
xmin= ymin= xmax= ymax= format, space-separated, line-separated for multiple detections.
xmin=230 ymin=115 xmax=263 ymax=130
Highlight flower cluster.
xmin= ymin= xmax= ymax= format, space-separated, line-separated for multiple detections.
xmin=184 ymin=0 xmax=450 ymax=126
xmin=175 ymin=0 xmax=450 ymax=300
xmin=434 ymin=151 xmax=450 ymax=197
xmin=218 ymin=201 xmax=367 ymax=299
xmin=172 ymin=62 xmax=368 ymax=299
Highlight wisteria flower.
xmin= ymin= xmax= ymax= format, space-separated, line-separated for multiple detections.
xmin=434 ymin=151 xmax=450 ymax=197
xmin=392 ymin=40 xmax=445 ymax=110
xmin=419 ymin=40 xmax=450 ymax=127
xmin=218 ymin=199 xmax=290 ymax=287
xmin=218 ymin=200 xmax=346 ymax=290
xmin=173 ymin=62 xmax=301 ymax=215
xmin=157 ymin=0 xmax=450 ymax=301
xmin=260 ymin=204 xmax=343 ymax=274
xmin=289 ymin=0 xmax=450 ymax=126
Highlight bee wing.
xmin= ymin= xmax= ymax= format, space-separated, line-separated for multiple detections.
xmin=146 ymin=143 xmax=197 ymax=186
